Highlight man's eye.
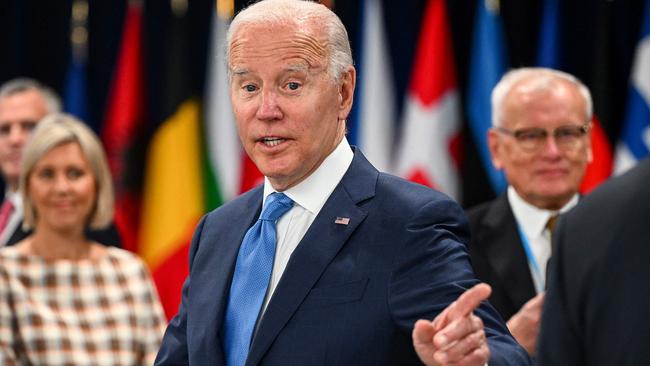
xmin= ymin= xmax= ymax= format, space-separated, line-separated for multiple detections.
xmin=286 ymin=82 xmax=301 ymax=91
xmin=22 ymin=121 xmax=37 ymax=131
xmin=556 ymin=127 xmax=582 ymax=138
xmin=0 ymin=126 xmax=10 ymax=136
xmin=243 ymin=84 xmax=257 ymax=92
xmin=516 ymin=130 xmax=545 ymax=141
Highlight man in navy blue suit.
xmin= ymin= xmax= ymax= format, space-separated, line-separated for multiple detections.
xmin=156 ymin=1 xmax=528 ymax=365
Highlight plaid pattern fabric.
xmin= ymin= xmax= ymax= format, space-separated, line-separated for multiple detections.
xmin=0 ymin=246 xmax=167 ymax=365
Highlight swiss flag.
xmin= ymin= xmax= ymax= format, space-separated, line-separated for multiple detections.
xmin=395 ymin=0 xmax=461 ymax=199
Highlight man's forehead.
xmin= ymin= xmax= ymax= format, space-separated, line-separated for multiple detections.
xmin=229 ymin=22 xmax=327 ymax=66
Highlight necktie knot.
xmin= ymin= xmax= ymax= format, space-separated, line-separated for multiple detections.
xmin=545 ymin=214 xmax=559 ymax=235
xmin=260 ymin=193 xmax=293 ymax=221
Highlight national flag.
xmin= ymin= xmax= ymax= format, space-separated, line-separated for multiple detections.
xmin=394 ymin=0 xmax=461 ymax=199
xmin=63 ymin=0 xmax=89 ymax=122
xmin=614 ymin=0 xmax=650 ymax=174
xmin=101 ymin=0 xmax=145 ymax=253
xmin=537 ymin=0 xmax=613 ymax=193
xmin=536 ymin=0 xmax=560 ymax=69
xmin=204 ymin=0 xmax=263 ymax=207
xmin=139 ymin=1 xmax=206 ymax=319
xmin=350 ymin=0 xmax=395 ymax=172
xmin=466 ymin=0 xmax=508 ymax=193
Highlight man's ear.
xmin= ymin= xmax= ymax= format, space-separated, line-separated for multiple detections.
xmin=488 ymin=128 xmax=504 ymax=169
xmin=337 ymin=66 xmax=356 ymax=120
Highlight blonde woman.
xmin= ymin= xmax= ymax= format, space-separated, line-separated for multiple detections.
xmin=0 ymin=113 xmax=166 ymax=365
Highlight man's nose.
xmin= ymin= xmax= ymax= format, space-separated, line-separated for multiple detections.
xmin=256 ymin=90 xmax=283 ymax=121
xmin=8 ymin=125 xmax=28 ymax=146
xmin=541 ymin=134 xmax=562 ymax=156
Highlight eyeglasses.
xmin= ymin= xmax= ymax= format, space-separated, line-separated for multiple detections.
xmin=494 ymin=123 xmax=591 ymax=152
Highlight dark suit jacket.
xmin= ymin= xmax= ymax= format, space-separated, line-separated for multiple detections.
xmin=466 ymin=194 xmax=536 ymax=322
xmin=537 ymin=158 xmax=650 ymax=365
xmin=156 ymin=149 xmax=529 ymax=365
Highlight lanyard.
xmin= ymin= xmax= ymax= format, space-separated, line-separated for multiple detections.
xmin=516 ymin=225 xmax=544 ymax=293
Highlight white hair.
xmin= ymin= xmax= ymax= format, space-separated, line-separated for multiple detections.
xmin=226 ymin=0 xmax=353 ymax=82
xmin=0 ymin=77 xmax=62 ymax=113
xmin=491 ymin=67 xmax=593 ymax=127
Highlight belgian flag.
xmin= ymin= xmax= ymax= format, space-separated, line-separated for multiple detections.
xmin=139 ymin=0 xmax=212 ymax=319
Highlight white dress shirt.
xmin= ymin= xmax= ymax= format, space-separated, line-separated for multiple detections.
xmin=260 ymin=137 xmax=354 ymax=313
xmin=0 ymin=190 xmax=23 ymax=247
xmin=507 ymin=186 xmax=578 ymax=292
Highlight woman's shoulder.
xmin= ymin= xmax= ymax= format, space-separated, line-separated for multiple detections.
xmin=0 ymin=244 xmax=31 ymax=267
xmin=105 ymin=246 xmax=145 ymax=263
xmin=104 ymin=247 xmax=152 ymax=274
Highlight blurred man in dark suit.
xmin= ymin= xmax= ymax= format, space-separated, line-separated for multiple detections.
xmin=538 ymin=158 xmax=650 ymax=365
xmin=0 ymin=77 xmax=120 ymax=247
xmin=466 ymin=67 xmax=593 ymax=355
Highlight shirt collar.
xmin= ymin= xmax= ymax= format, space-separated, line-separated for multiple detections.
xmin=4 ymin=189 xmax=22 ymax=209
xmin=263 ymin=137 xmax=353 ymax=215
xmin=507 ymin=185 xmax=578 ymax=238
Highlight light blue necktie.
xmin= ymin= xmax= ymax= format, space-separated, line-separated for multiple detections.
xmin=223 ymin=192 xmax=294 ymax=366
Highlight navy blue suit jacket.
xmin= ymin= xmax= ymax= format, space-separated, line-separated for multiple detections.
xmin=156 ymin=149 xmax=529 ymax=365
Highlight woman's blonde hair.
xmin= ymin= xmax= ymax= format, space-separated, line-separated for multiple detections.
xmin=19 ymin=113 xmax=114 ymax=230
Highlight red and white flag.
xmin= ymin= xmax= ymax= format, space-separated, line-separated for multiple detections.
xmin=395 ymin=0 xmax=461 ymax=199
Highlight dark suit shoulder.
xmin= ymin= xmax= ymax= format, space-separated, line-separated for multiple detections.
xmin=203 ymin=185 xmax=263 ymax=223
xmin=375 ymin=172 xmax=459 ymax=209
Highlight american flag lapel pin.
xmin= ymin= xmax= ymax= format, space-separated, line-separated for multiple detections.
xmin=334 ymin=217 xmax=350 ymax=225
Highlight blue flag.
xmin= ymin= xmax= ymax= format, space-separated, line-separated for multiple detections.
xmin=536 ymin=0 xmax=560 ymax=68
xmin=614 ymin=0 xmax=650 ymax=174
xmin=466 ymin=0 xmax=508 ymax=192
xmin=63 ymin=0 xmax=89 ymax=125
xmin=63 ymin=54 xmax=87 ymax=122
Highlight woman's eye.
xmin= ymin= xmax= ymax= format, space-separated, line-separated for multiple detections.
xmin=67 ymin=168 xmax=84 ymax=179
xmin=38 ymin=169 xmax=54 ymax=179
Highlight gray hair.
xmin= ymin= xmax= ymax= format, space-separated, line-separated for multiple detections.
xmin=491 ymin=67 xmax=593 ymax=127
xmin=226 ymin=0 xmax=353 ymax=82
xmin=20 ymin=113 xmax=114 ymax=231
xmin=0 ymin=77 xmax=62 ymax=113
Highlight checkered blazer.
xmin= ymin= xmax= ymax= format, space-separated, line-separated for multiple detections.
xmin=0 ymin=246 xmax=167 ymax=365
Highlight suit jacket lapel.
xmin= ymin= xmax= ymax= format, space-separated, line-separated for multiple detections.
xmin=245 ymin=150 xmax=376 ymax=366
xmin=192 ymin=187 xmax=263 ymax=362
xmin=482 ymin=194 xmax=536 ymax=309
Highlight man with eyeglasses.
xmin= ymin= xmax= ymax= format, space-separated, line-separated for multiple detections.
xmin=466 ymin=67 xmax=593 ymax=356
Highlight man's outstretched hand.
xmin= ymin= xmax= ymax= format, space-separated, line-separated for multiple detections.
xmin=412 ymin=283 xmax=492 ymax=366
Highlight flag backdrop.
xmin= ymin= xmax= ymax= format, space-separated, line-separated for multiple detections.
xmin=204 ymin=0 xmax=263 ymax=206
xmin=39 ymin=0 xmax=646 ymax=318
xmin=101 ymin=1 xmax=145 ymax=253
xmin=395 ymin=0 xmax=461 ymax=199
xmin=614 ymin=0 xmax=650 ymax=174
xmin=536 ymin=0 xmax=613 ymax=193
xmin=138 ymin=3 xmax=206 ymax=319
xmin=350 ymin=0 xmax=395 ymax=172
xmin=466 ymin=0 xmax=508 ymax=193
xmin=63 ymin=0 xmax=89 ymax=122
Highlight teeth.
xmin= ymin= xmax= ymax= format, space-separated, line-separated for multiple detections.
xmin=262 ymin=137 xmax=284 ymax=147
